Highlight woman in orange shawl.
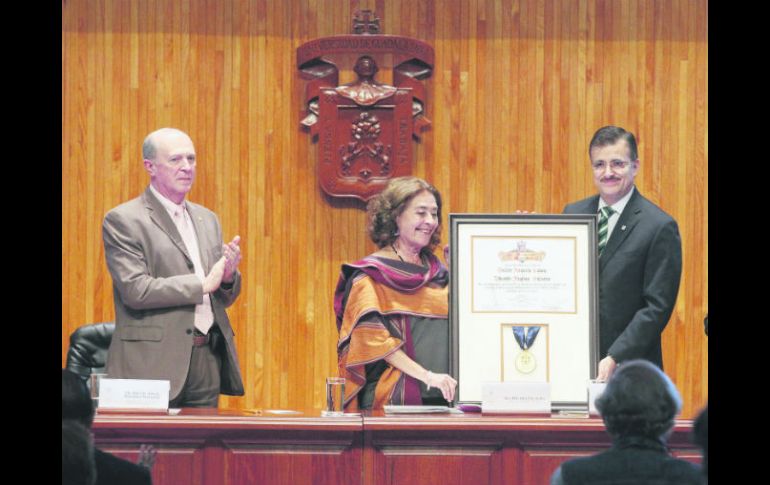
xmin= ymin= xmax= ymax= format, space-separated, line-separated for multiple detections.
xmin=334 ymin=177 xmax=457 ymax=411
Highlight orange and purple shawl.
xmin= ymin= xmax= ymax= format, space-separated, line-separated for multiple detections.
xmin=333 ymin=253 xmax=449 ymax=411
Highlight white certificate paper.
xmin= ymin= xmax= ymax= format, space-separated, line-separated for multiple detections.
xmin=472 ymin=236 xmax=576 ymax=313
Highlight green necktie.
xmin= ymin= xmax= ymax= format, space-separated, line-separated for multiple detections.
xmin=597 ymin=206 xmax=615 ymax=255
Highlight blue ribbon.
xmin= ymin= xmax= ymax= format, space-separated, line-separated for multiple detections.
xmin=512 ymin=326 xmax=540 ymax=350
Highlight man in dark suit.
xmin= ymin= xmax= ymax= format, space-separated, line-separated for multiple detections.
xmin=563 ymin=126 xmax=682 ymax=381
xmin=63 ymin=369 xmax=153 ymax=485
xmin=62 ymin=419 xmax=97 ymax=485
xmin=103 ymin=128 xmax=244 ymax=407
xmin=550 ymin=360 xmax=702 ymax=485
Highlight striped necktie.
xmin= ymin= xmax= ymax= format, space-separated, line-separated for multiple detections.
xmin=597 ymin=206 xmax=615 ymax=255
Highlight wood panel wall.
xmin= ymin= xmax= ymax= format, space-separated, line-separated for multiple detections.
xmin=62 ymin=0 xmax=708 ymax=417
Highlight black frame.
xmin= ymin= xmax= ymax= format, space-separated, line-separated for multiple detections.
xmin=449 ymin=213 xmax=600 ymax=411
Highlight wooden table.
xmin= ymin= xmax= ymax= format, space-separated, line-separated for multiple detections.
xmin=93 ymin=409 xmax=700 ymax=485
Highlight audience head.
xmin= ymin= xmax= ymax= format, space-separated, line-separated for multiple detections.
xmin=596 ymin=359 xmax=681 ymax=441
xmin=62 ymin=368 xmax=95 ymax=428
xmin=62 ymin=419 xmax=96 ymax=485
xmin=694 ymin=405 xmax=708 ymax=478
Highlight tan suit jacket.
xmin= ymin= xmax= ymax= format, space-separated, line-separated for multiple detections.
xmin=103 ymin=187 xmax=244 ymax=400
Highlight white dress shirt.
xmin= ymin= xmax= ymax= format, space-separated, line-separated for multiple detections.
xmin=149 ymin=184 xmax=215 ymax=334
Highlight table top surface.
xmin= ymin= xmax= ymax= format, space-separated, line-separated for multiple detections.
xmin=93 ymin=407 xmax=694 ymax=432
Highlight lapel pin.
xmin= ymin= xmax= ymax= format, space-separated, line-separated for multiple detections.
xmin=621 ymin=225 xmax=626 ymax=231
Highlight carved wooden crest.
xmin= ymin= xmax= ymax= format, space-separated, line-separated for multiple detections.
xmin=298 ymin=10 xmax=434 ymax=201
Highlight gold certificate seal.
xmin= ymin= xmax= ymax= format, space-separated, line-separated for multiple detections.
xmin=515 ymin=350 xmax=537 ymax=374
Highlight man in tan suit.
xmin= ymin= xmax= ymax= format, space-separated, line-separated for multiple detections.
xmin=103 ymin=128 xmax=244 ymax=407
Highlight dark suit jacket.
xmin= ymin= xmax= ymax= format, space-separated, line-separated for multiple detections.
xmin=95 ymin=448 xmax=153 ymax=485
xmin=103 ymin=187 xmax=244 ymax=400
xmin=552 ymin=436 xmax=702 ymax=485
xmin=563 ymin=189 xmax=682 ymax=368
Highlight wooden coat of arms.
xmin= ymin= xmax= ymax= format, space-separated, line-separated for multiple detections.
xmin=298 ymin=11 xmax=434 ymax=201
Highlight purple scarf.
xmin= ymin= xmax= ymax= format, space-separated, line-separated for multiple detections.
xmin=333 ymin=252 xmax=449 ymax=331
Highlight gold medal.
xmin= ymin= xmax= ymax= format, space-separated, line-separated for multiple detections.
xmin=515 ymin=349 xmax=537 ymax=374
xmin=511 ymin=326 xmax=541 ymax=375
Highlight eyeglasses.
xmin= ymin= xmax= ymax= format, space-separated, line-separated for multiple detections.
xmin=591 ymin=159 xmax=634 ymax=172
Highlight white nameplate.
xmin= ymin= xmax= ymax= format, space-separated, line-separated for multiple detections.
xmin=481 ymin=381 xmax=551 ymax=414
xmin=587 ymin=380 xmax=607 ymax=416
xmin=98 ymin=378 xmax=170 ymax=411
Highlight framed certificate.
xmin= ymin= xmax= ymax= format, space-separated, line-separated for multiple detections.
xmin=449 ymin=214 xmax=599 ymax=410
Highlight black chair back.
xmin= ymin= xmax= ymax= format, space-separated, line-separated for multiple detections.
xmin=65 ymin=322 xmax=115 ymax=381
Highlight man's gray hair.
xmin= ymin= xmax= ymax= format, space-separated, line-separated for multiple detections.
xmin=142 ymin=128 xmax=188 ymax=161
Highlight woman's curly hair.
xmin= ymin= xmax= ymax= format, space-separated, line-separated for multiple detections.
xmin=366 ymin=176 xmax=443 ymax=252
xmin=596 ymin=360 xmax=682 ymax=440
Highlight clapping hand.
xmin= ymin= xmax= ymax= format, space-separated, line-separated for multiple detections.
xmin=222 ymin=235 xmax=242 ymax=283
xmin=202 ymin=256 xmax=226 ymax=293
xmin=137 ymin=444 xmax=157 ymax=470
